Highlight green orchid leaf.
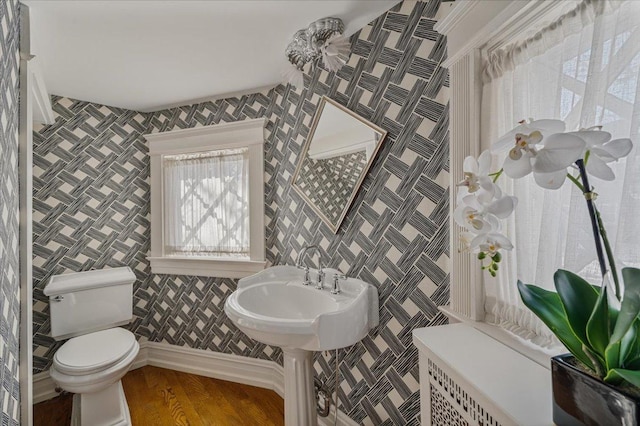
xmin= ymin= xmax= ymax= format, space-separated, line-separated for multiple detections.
xmin=605 ymin=368 xmax=640 ymax=388
xmin=621 ymin=318 xmax=640 ymax=368
xmin=554 ymin=269 xmax=599 ymax=348
xmin=622 ymin=318 xmax=640 ymax=369
xmin=624 ymin=357 xmax=640 ymax=371
xmin=586 ymin=283 xmax=610 ymax=357
xmin=605 ymin=341 xmax=621 ymax=371
xmin=622 ymin=267 xmax=640 ymax=285
xmin=605 ymin=268 xmax=640 ymax=370
xmin=608 ymin=294 xmax=620 ymax=335
xmin=609 ymin=268 xmax=640 ymax=345
xmin=517 ymin=280 xmax=594 ymax=370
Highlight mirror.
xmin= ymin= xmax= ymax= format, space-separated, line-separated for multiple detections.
xmin=292 ymin=96 xmax=387 ymax=233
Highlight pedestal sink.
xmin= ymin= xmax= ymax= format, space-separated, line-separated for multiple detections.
xmin=224 ymin=265 xmax=379 ymax=426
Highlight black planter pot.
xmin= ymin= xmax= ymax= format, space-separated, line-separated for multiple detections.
xmin=552 ymin=353 xmax=640 ymax=425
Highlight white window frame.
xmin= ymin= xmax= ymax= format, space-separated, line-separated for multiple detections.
xmin=436 ymin=0 xmax=582 ymax=367
xmin=146 ymin=118 xmax=266 ymax=279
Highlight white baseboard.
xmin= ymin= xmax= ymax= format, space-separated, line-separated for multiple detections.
xmin=143 ymin=341 xmax=285 ymax=398
xmin=130 ymin=338 xmax=149 ymax=370
xmin=33 ymin=340 xmax=357 ymax=426
xmin=33 ymin=371 xmax=57 ymax=404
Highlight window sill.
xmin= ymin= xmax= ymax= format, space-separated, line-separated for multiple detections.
xmin=439 ymin=306 xmax=563 ymax=370
xmin=148 ymin=256 xmax=266 ymax=279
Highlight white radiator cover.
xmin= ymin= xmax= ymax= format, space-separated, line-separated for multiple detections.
xmin=413 ymin=323 xmax=553 ymax=426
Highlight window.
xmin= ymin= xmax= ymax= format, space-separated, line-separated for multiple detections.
xmin=146 ymin=119 xmax=266 ymax=278
xmin=480 ymin=0 xmax=640 ymax=347
xmin=163 ymin=148 xmax=249 ymax=257
xmin=439 ymin=0 xmax=640 ymax=363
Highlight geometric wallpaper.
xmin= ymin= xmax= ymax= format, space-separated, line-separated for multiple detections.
xmin=31 ymin=98 xmax=151 ymax=370
xmin=0 ymin=0 xmax=21 ymax=423
xmin=31 ymin=1 xmax=450 ymax=424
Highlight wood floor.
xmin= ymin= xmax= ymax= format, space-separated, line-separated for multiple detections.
xmin=34 ymin=366 xmax=285 ymax=426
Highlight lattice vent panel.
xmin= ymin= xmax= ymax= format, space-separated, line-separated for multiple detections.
xmin=431 ymin=384 xmax=469 ymax=426
xmin=428 ymin=358 xmax=502 ymax=426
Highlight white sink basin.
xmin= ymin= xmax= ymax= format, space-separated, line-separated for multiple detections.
xmin=225 ymin=265 xmax=379 ymax=426
xmin=224 ymin=265 xmax=379 ymax=351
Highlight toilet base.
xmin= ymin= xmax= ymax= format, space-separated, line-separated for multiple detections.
xmin=71 ymin=380 xmax=132 ymax=426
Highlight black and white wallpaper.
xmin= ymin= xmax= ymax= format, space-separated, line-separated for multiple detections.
xmin=32 ymin=1 xmax=450 ymax=424
xmin=0 ymin=0 xmax=21 ymax=423
xmin=32 ymin=99 xmax=151 ymax=369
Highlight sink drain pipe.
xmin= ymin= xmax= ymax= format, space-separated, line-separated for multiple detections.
xmin=333 ymin=349 xmax=339 ymax=426
xmin=315 ymin=377 xmax=331 ymax=417
xmin=315 ymin=349 xmax=341 ymax=424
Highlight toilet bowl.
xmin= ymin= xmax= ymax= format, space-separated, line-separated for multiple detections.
xmin=45 ymin=267 xmax=138 ymax=426
xmin=49 ymin=328 xmax=139 ymax=426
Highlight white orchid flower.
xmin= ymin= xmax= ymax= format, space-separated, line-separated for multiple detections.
xmin=453 ymin=204 xmax=499 ymax=233
xmin=457 ymin=151 xmax=494 ymax=203
xmin=529 ymin=133 xmax=587 ymax=189
xmin=567 ymin=130 xmax=633 ymax=181
xmin=485 ymin=194 xmax=518 ymax=219
xmin=453 ymin=192 xmax=517 ymax=233
xmin=509 ymin=131 xmax=543 ymax=161
xmin=492 ymin=119 xmax=566 ymax=153
xmin=456 ymin=181 xmax=501 ymax=205
xmin=457 ymin=151 xmax=491 ymax=192
xmin=501 ymin=131 xmax=542 ymax=179
xmin=470 ymin=232 xmax=514 ymax=255
xmin=459 ymin=231 xmax=476 ymax=251
xmin=499 ymin=131 xmax=586 ymax=189
xmin=533 ymin=170 xmax=570 ymax=190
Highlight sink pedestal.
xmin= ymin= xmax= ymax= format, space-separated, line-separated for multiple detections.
xmin=282 ymin=348 xmax=317 ymax=426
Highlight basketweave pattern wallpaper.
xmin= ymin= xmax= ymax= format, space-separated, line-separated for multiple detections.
xmin=31 ymin=1 xmax=450 ymax=424
xmin=31 ymin=98 xmax=151 ymax=371
xmin=0 ymin=0 xmax=21 ymax=423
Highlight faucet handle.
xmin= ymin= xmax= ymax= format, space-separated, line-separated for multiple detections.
xmin=331 ymin=273 xmax=347 ymax=294
xmin=297 ymin=264 xmax=311 ymax=285
xmin=315 ymin=268 xmax=325 ymax=290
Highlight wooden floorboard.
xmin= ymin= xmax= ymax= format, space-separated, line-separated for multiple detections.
xmin=33 ymin=392 xmax=73 ymax=426
xmin=33 ymin=365 xmax=285 ymax=426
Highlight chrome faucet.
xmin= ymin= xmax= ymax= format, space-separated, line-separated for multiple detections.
xmin=331 ymin=273 xmax=347 ymax=295
xmin=316 ymin=268 xmax=325 ymax=290
xmin=296 ymin=245 xmax=325 ymax=289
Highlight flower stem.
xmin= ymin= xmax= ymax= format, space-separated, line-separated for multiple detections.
xmin=490 ymin=168 xmax=504 ymax=183
xmin=575 ymin=159 xmax=608 ymax=279
xmin=566 ymin=173 xmax=585 ymax=192
xmin=595 ymin=209 xmax=620 ymax=299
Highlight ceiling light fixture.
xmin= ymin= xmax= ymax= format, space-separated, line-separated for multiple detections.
xmin=283 ymin=17 xmax=351 ymax=88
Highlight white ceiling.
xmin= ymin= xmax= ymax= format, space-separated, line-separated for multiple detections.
xmin=23 ymin=0 xmax=398 ymax=112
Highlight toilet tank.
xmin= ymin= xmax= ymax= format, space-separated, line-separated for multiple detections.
xmin=44 ymin=267 xmax=136 ymax=341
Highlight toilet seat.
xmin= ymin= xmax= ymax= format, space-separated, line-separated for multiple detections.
xmin=53 ymin=328 xmax=137 ymax=376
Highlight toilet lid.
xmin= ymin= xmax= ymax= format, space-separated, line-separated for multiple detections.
xmin=53 ymin=328 xmax=137 ymax=375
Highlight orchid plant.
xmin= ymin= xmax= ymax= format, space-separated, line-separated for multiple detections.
xmin=455 ymin=119 xmax=640 ymax=387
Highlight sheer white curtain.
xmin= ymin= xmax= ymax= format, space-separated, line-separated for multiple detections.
xmin=481 ymin=0 xmax=640 ymax=346
xmin=163 ymin=148 xmax=250 ymax=257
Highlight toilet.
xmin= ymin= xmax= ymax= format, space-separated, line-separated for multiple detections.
xmin=44 ymin=267 xmax=139 ymax=426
